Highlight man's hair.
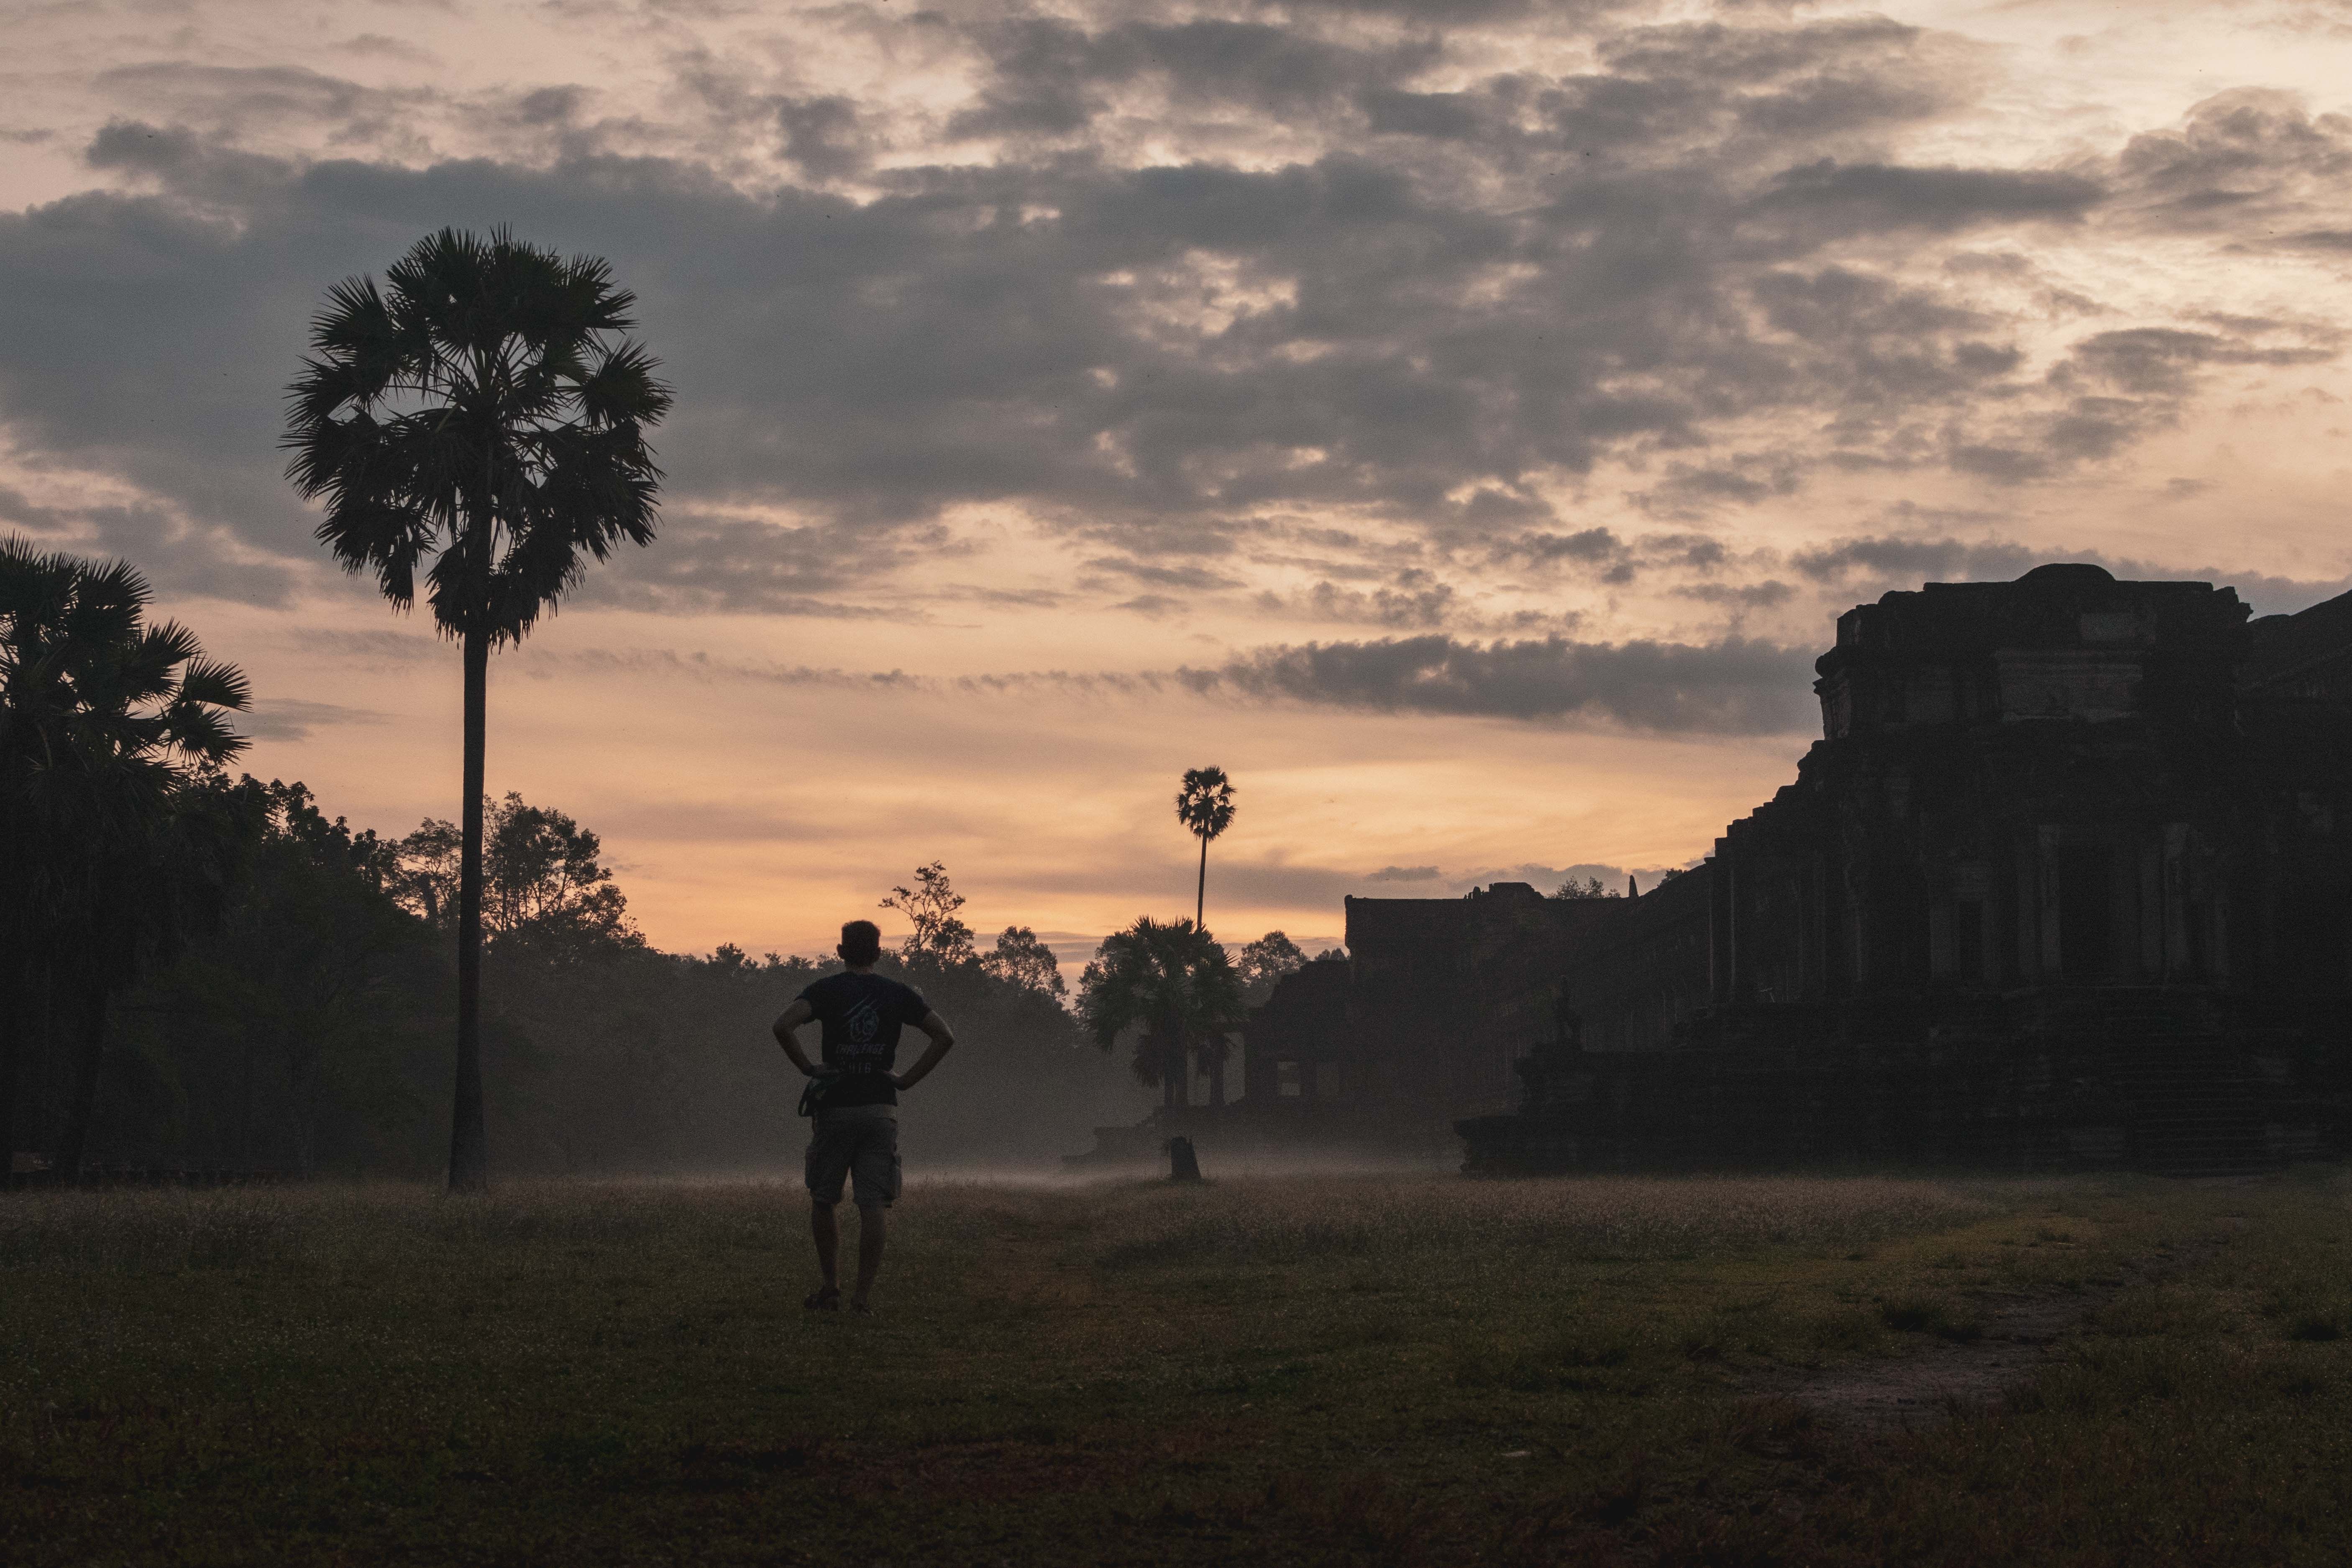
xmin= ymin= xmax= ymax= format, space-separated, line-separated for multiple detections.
xmin=839 ymin=919 xmax=883 ymax=966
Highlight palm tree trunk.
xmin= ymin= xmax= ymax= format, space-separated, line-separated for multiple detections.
xmin=57 ymin=973 xmax=108 ymax=1177
xmin=1195 ymin=835 xmax=1207 ymax=929
xmin=448 ymin=628 xmax=490 ymax=1193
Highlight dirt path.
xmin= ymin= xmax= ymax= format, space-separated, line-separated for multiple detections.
xmin=1749 ymin=1233 xmax=2236 ymax=1435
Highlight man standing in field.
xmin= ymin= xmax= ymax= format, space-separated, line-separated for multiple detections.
xmin=772 ymin=919 xmax=956 ymax=1315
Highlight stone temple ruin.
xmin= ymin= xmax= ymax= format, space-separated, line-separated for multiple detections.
xmin=1237 ymin=564 xmax=2352 ymax=1174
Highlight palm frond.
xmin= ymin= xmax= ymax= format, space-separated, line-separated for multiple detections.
xmin=158 ymin=699 xmax=249 ymax=767
xmin=310 ymin=275 xmax=391 ymax=351
xmin=136 ymin=618 xmax=206 ymax=675
xmin=175 ymin=657 xmax=252 ymax=713
xmin=577 ymin=339 xmax=673 ymax=428
xmin=62 ymin=558 xmax=151 ymax=650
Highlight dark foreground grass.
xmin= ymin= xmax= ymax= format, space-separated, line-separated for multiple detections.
xmin=2 ymin=1166 xmax=2347 ymax=1566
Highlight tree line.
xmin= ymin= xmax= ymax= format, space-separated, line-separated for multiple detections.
xmin=0 ymin=760 xmax=1158 ymax=1172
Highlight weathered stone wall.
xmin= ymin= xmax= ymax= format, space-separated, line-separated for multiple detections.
xmin=1457 ymin=563 xmax=2352 ymax=1174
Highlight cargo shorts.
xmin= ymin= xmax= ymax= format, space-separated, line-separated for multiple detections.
xmin=805 ymin=1105 xmax=901 ymax=1210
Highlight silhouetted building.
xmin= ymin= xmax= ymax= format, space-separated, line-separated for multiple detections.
xmin=1242 ymin=885 xmax=1614 ymax=1132
xmin=1246 ymin=565 xmax=2352 ymax=1173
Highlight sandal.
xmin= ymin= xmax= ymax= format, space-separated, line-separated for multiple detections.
xmin=803 ymin=1285 xmax=841 ymax=1312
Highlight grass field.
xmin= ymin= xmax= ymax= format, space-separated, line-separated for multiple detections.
xmin=3 ymin=1165 xmax=2349 ymax=1566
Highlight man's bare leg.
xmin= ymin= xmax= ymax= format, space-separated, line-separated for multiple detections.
xmin=852 ymin=1206 xmax=886 ymax=1310
xmin=810 ymin=1200 xmax=840 ymax=1302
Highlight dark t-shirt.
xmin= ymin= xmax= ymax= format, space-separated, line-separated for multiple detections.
xmin=796 ymin=971 xmax=932 ymax=1108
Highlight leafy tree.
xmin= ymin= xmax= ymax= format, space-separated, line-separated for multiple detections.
xmin=982 ymin=926 xmax=1066 ymax=997
xmin=390 ymin=815 xmax=462 ymax=923
xmin=1174 ymin=766 xmax=1237 ymax=929
xmin=396 ymin=793 xmax=640 ymax=959
xmin=880 ymin=862 xmax=977 ymax=968
xmin=118 ymin=779 xmax=435 ymax=1173
xmin=1553 ymin=875 xmax=1620 ymax=900
xmin=704 ymin=943 xmax=756 ymax=976
xmin=285 ymin=227 xmax=671 ymax=1192
xmin=1076 ymin=917 xmax=1244 ymax=1112
xmin=1236 ymin=930 xmax=1308 ymax=1004
xmin=0 ymin=537 xmax=251 ymax=1171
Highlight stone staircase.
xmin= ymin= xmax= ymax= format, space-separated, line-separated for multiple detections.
xmin=2025 ymin=991 xmax=2272 ymax=1177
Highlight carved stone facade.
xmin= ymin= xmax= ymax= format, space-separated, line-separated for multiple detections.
xmin=1245 ymin=564 xmax=2352 ymax=1173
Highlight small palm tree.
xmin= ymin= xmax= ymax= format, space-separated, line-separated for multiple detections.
xmin=0 ymin=536 xmax=251 ymax=1170
xmin=1174 ymin=765 xmax=1236 ymax=929
xmin=284 ymin=227 xmax=671 ymax=1192
xmin=1076 ymin=916 xmax=1244 ymax=1113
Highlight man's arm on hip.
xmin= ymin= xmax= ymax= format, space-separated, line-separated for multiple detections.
xmin=893 ymin=1011 xmax=957 ymax=1091
xmin=772 ymin=998 xmax=819 ymax=1076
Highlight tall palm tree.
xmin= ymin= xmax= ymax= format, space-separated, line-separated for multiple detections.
xmin=284 ymin=227 xmax=670 ymax=1192
xmin=0 ymin=536 xmax=251 ymax=1170
xmin=1174 ymin=765 xmax=1236 ymax=929
xmin=1077 ymin=916 xmax=1244 ymax=1114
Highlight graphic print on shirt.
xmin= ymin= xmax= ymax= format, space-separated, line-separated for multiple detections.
xmin=797 ymin=972 xmax=929 ymax=1107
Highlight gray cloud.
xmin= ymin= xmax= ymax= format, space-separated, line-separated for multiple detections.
xmin=1792 ymin=534 xmax=2038 ymax=585
xmin=0 ymin=485 xmax=297 ymax=607
xmin=1753 ymin=160 xmax=2100 ymax=233
xmin=1255 ymin=570 xmax=1457 ymax=628
xmin=0 ymin=12 xmax=2342 ymax=614
xmin=282 ymin=627 xmax=445 ymax=667
xmin=2112 ymin=89 xmax=2352 ymax=240
xmin=1927 ymin=317 xmax=2333 ymax=483
xmin=1182 ymin=632 xmax=1816 ymax=732
xmin=774 ymin=95 xmax=868 ymax=181
xmin=241 ymin=698 xmax=392 ymax=741
xmin=1674 ymin=579 xmax=1793 ymax=608
xmin=950 ymin=16 xmax=1441 ymax=140
xmin=573 ymin=512 xmax=924 ymax=617
xmin=1494 ymin=527 xmax=1625 ymax=567
xmin=1088 ymin=557 xmax=1246 ymax=591
xmin=518 ymin=647 xmax=928 ymax=693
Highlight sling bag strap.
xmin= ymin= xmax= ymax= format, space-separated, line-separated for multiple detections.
xmin=796 ymin=1067 xmax=842 ymax=1119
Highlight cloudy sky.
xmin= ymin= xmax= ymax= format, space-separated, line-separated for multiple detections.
xmin=9 ymin=0 xmax=2352 ymax=963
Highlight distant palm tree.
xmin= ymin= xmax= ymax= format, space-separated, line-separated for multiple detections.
xmin=284 ymin=227 xmax=671 ymax=1192
xmin=0 ymin=537 xmax=251 ymax=1170
xmin=1174 ymin=765 xmax=1236 ymax=929
xmin=1076 ymin=916 xmax=1244 ymax=1113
